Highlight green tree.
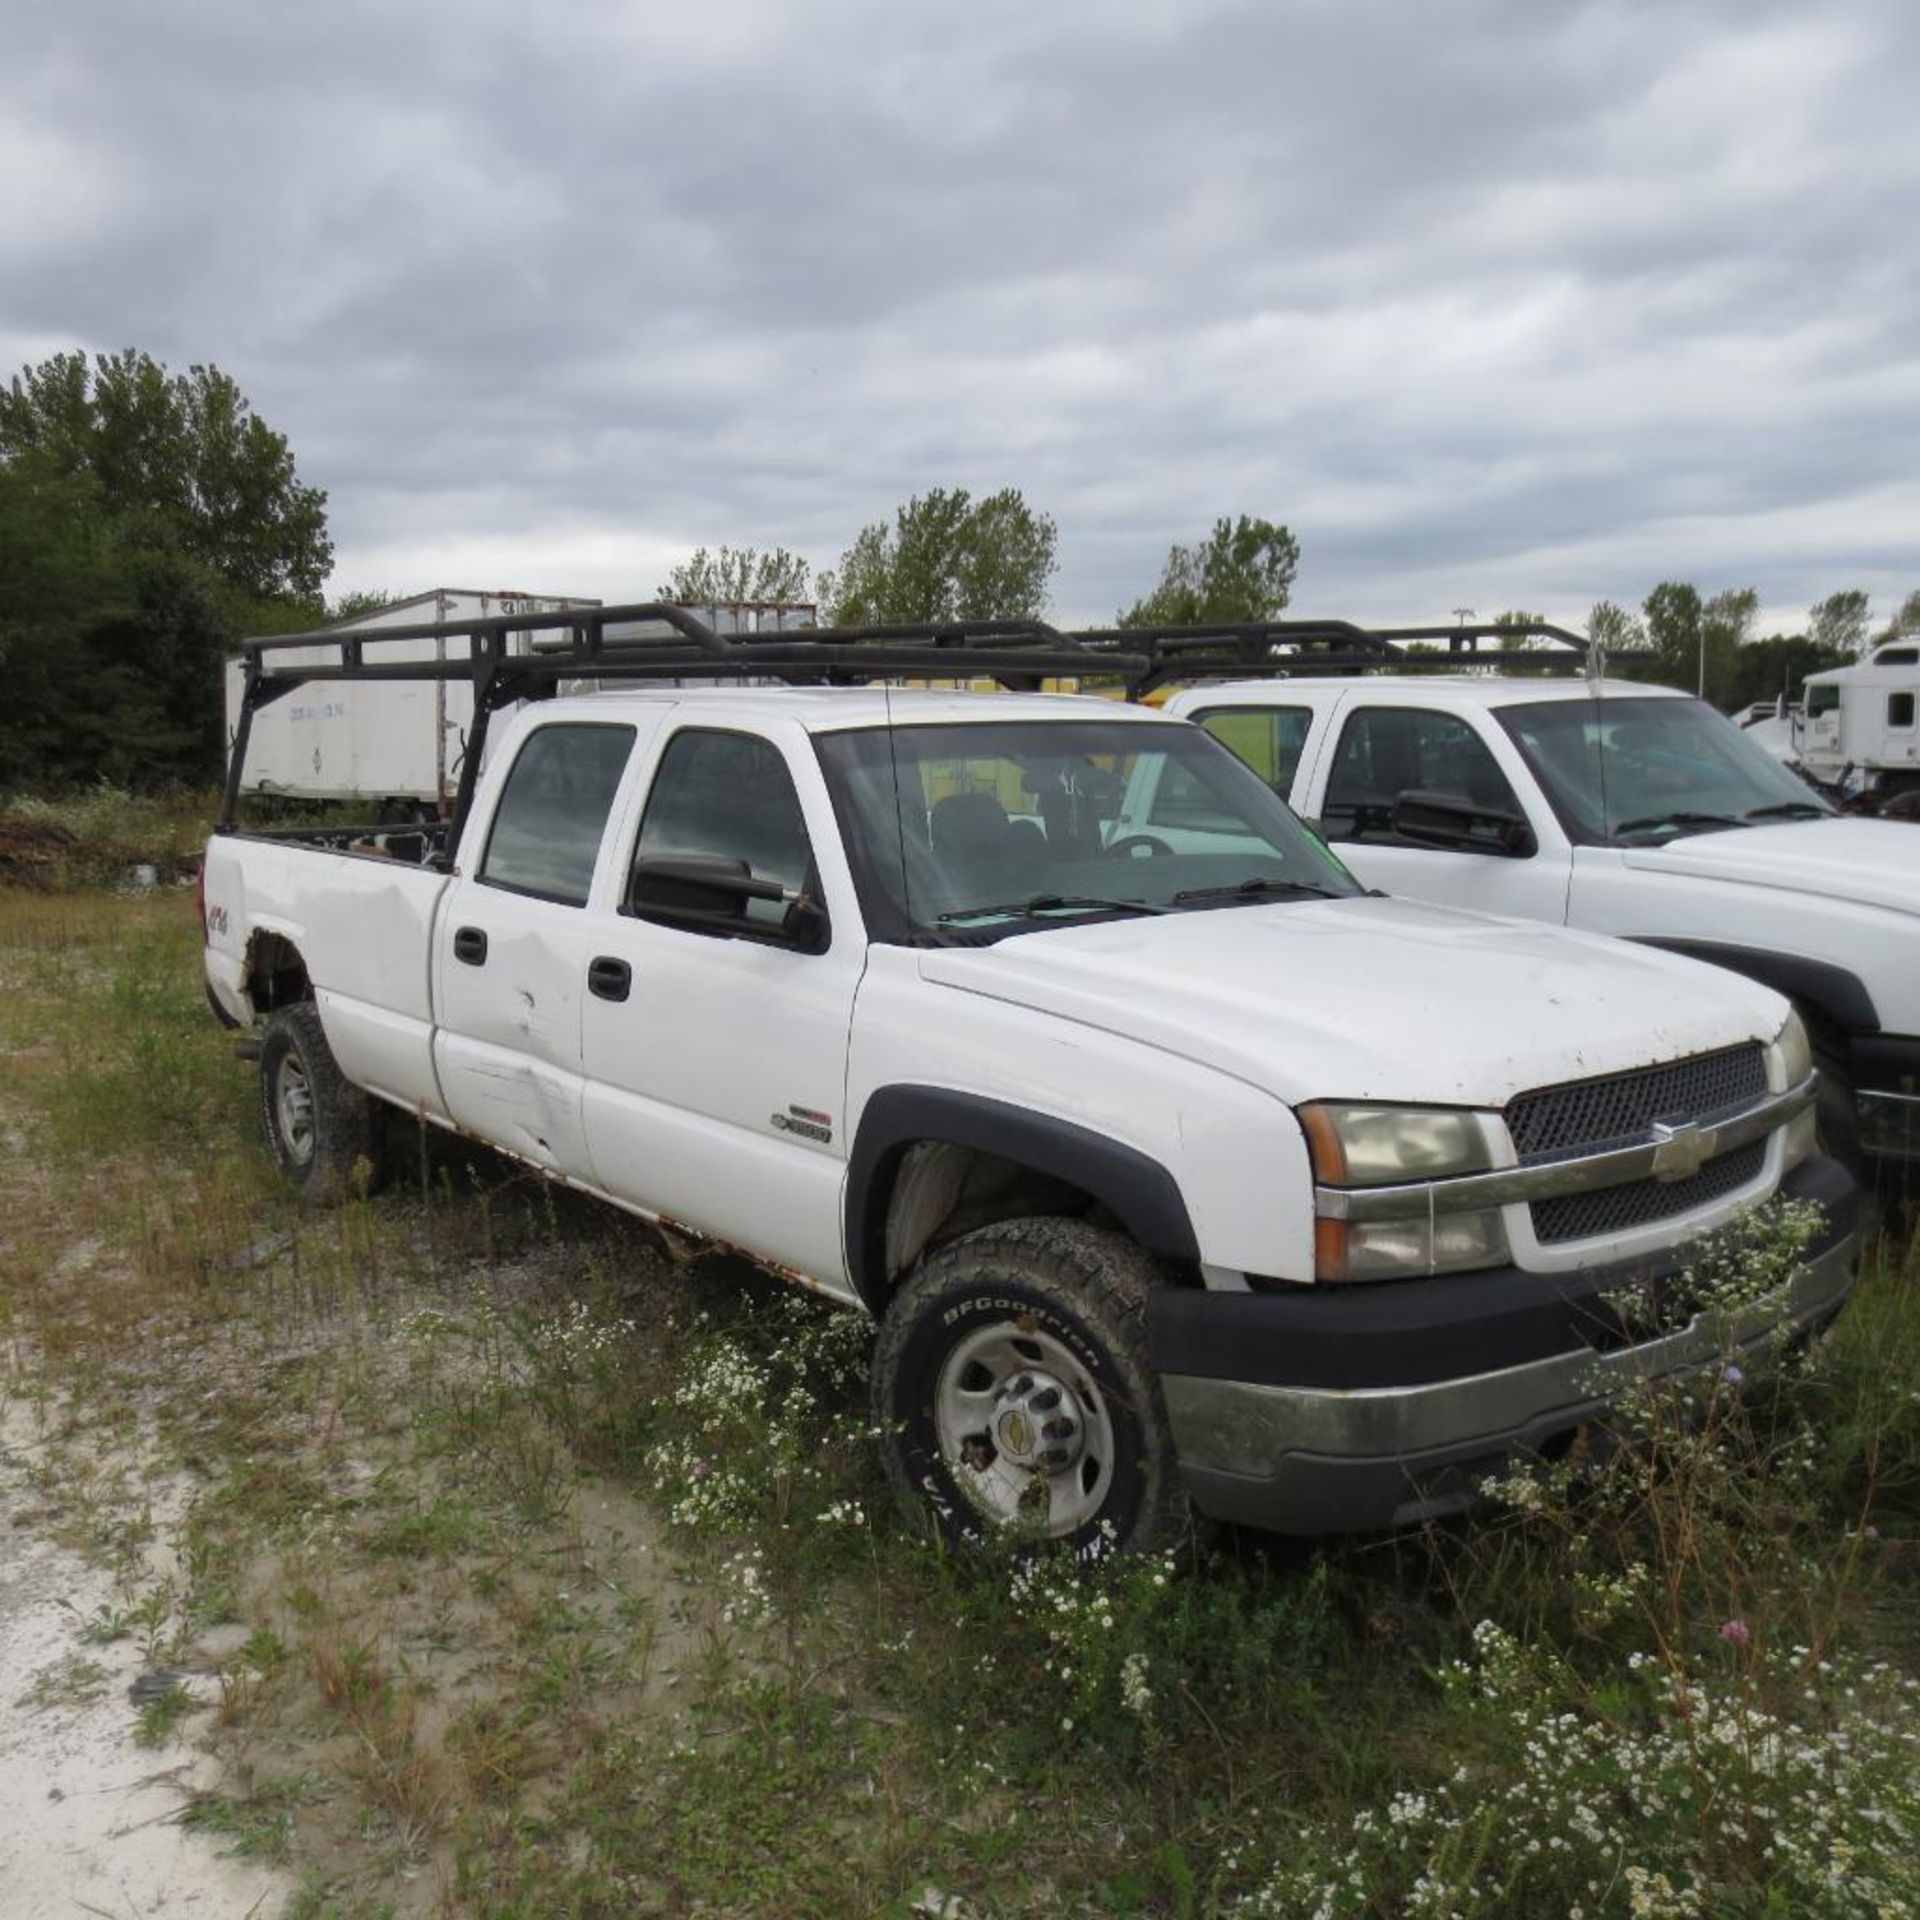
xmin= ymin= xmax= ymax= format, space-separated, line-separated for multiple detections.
xmin=657 ymin=544 xmax=813 ymax=608
xmin=1881 ymin=590 xmax=1920 ymax=643
xmin=1490 ymin=609 xmax=1546 ymax=653
xmin=0 ymin=349 xmax=331 ymax=602
xmin=820 ymin=488 xmax=1057 ymax=625
xmin=1116 ymin=516 xmax=1300 ymax=626
xmin=326 ymin=588 xmax=396 ymax=624
xmin=1587 ymin=599 xmax=1648 ymax=655
xmin=0 ymin=456 xmax=243 ymax=785
xmin=1808 ymin=589 xmax=1870 ymax=657
xmin=1721 ymin=634 xmax=1851 ymax=712
xmin=1700 ymin=588 xmax=1759 ymax=704
xmin=1641 ymin=581 xmax=1704 ymax=688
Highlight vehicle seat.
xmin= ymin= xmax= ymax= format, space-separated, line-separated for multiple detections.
xmin=930 ymin=791 xmax=1044 ymax=896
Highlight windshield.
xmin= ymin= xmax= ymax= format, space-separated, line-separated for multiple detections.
xmin=814 ymin=717 xmax=1362 ymax=942
xmin=1495 ymin=696 xmax=1833 ymax=844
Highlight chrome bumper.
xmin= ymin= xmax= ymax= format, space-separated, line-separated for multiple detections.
xmin=1163 ymin=1227 xmax=1858 ymax=1536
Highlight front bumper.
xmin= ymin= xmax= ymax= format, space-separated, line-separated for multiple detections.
xmin=1153 ymin=1156 xmax=1858 ymax=1536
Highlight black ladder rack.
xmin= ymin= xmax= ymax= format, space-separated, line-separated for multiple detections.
xmin=1069 ymin=619 xmax=1593 ymax=695
xmin=222 ymin=602 xmax=1144 ymax=842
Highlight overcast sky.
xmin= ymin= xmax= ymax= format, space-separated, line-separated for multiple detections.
xmin=4 ymin=0 xmax=1916 ymax=632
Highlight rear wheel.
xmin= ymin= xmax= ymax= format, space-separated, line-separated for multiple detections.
xmin=871 ymin=1217 xmax=1189 ymax=1555
xmin=259 ymin=1004 xmax=384 ymax=1203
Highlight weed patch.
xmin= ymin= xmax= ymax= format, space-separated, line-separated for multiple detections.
xmin=3 ymin=888 xmax=1919 ymax=1917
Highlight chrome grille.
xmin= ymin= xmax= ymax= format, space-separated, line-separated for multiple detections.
xmin=1530 ymin=1141 xmax=1767 ymax=1245
xmin=1507 ymin=1044 xmax=1768 ymax=1161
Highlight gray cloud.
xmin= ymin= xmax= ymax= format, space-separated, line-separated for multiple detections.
xmin=3 ymin=0 xmax=1916 ymax=634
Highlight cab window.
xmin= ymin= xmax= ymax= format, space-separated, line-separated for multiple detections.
xmin=629 ymin=729 xmax=822 ymax=940
xmin=1321 ymin=707 xmax=1521 ymax=843
xmin=1192 ymin=706 xmax=1311 ymax=798
xmin=478 ymin=724 xmax=635 ymax=905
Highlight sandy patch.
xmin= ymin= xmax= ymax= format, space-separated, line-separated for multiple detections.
xmin=0 ymin=1409 xmax=291 ymax=1920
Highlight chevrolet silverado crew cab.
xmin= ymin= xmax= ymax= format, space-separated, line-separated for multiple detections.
xmin=201 ymin=608 xmax=1858 ymax=1550
xmin=1137 ymin=654 xmax=1920 ymax=1175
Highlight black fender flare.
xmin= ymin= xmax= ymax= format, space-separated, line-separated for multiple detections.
xmin=844 ymin=1086 xmax=1199 ymax=1312
xmin=1630 ymin=938 xmax=1879 ymax=1036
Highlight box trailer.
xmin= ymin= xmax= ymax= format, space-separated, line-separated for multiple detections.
xmin=224 ymin=592 xmax=818 ymax=811
xmin=223 ymin=589 xmax=602 ymax=812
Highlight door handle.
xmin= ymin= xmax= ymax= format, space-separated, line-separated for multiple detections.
xmin=588 ymin=955 xmax=632 ymax=1003
xmin=453 ymin=925 xmax=488 ymax=966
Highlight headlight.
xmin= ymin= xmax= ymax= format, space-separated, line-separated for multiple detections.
xmin=1773 ymin=1009 xmax=1812 ymax=1090
xmin=1301 ymin=1103 xmax=1506 ymax=1280
xmin=1299 ymin=1103 xmax=1494 ymax=1186
xmin=1315 ymin=1207 xmax=1510 ymax=1282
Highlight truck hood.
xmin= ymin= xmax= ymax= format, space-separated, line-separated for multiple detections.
xmin=918 ymin=897 xmax=1788 ymax=1109
xmin=1618 ymin=817 xmax=1920 ymax=920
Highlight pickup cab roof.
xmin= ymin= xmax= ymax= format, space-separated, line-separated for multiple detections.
xmin=521 ymin=685 xmax=1165 ymax=736
xmin=1169 ymin=676 xmax=1690 ymax=712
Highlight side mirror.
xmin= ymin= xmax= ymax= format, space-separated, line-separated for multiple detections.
xmin=630 ymin=854 xmax=825 ymax=947
xmin=1389 ymin=789 xmax=1537 ymax=858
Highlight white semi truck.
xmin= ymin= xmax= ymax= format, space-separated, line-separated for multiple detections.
xmin=1797 ymin=640 xmax=1920 ymax=804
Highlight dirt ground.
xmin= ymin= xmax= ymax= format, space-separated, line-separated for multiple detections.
xmin=0 ymin=1406 xmax=291 ymax=1920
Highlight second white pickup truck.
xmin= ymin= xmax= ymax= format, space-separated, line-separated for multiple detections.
xmin=1134 ymin=666 xmax=1920 ymax=1174
xmin=202 ymin=610 xmax=1859 ymax=1550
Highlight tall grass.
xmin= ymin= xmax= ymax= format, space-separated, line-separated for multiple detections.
xmin=2 ymin=886 xmax=1917 ymax=1918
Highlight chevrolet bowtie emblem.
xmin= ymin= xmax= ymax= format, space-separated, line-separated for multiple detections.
xmin=1650 ymin=1117 xmax=1714 ymax=1183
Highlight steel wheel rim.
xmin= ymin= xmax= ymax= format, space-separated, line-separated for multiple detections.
xmin=933 ymin=1319 xmax=1116 ymax=1537
xmin=275 ymin=1053 xmax=316 ymax=1166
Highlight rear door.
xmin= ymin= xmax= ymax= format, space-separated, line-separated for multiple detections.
xmin=1298 ymin=696 xmax=1574 ymax=922
xmin=433 ymin=716 xmax=658 ymax=1178
xmin=579 ymin=720 xmax=866 ymax=1295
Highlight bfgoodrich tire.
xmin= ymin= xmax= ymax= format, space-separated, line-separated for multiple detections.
xmin=258 ymin=1004 xmax=384 ymax=1204
xmin=871 ymin=1217 xmax=1190 ymax=1555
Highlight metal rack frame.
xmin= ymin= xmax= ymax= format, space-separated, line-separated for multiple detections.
xmin=1068 ymin=619 xmax=1593 ymax=696
xmin=222 ymin=603 xmax=1144 ymax=848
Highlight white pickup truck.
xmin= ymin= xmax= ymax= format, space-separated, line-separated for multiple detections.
xmin=1136 ymin=673 xmax=1920 ymax=1173
xmin=202 ymin=621 xmax=1858 ymax=1549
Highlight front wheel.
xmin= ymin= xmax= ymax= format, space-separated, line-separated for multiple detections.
xmin=259 ymin=1004 xmax=384 ymax=1204
xmin=871 ymin=1218 xmax=1190 ymax=1554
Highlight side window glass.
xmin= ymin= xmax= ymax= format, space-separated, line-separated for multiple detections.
xmin=1195 ymin=707 xmax=1311 ymax=797
xmin=1321 ymin=709 xmax=1520 ymax=844
xmin=478 ymin=724 xmax=635 ymax=905
xmin=1888 ymin=693 xmax=1915 ymax=729
xmin=630 ymin=730 xmax=819 ymax=937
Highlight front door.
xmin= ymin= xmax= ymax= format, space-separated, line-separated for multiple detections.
xmin=580 ymin=723 xmax=866 ymax=1295
xmin=1303 ymin=698 xmax=1574 ymax=923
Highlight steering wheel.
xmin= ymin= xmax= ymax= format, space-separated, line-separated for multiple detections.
xmin=1107 ymin=833 xmax=1174 ymax=859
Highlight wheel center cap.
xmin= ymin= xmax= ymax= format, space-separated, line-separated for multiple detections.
xmin=991 ymin=1368 xmax=1084 ymax=1473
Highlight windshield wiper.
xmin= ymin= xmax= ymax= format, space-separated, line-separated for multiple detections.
xmin=1610 ymin=811 xmax=1749 ymax=839
xmin=1742 ymin=801 xmax=1830 ymax=821
xmin=1171 ymin=876 xmax=1345 ymax=906
xmin=936 ymin=893 xmax=1172 ymax=926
